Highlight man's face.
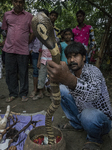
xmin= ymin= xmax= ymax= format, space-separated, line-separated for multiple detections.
xmin=67 ymin=53 xmax=85 ymax=72
xmin=64 ymin=31 xmax=72 ymax=42
xmin=12 ymin=0 xmax=24 ymax=14
xmin=76 ymin=13 xmax=85 ymax=24
xmin=49 ymin=13 xmax=57 ymax=23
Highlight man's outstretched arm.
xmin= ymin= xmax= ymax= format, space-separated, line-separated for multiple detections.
xmin=47 ymin=61 xmax=77 ymax=90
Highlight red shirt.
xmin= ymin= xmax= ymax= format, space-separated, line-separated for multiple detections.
xmin=2 ymin=9 xmax=33 ymax=55
xmin=72 ymin=24 xmax=95 ymax=51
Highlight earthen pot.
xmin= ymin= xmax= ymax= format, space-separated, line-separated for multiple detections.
xmin=24 ymin=126 xmax=66 ymax=150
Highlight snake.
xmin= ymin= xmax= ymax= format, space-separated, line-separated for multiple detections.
xmin=31 ymin=12 xmax=61 ymax=145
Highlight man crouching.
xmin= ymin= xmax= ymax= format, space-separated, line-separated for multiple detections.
xmin=47 ymin=41 xmax=112 ymax=150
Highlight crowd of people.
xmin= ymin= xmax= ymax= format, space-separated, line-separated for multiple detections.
xmin=0 ymin=0 xmax=112 ymax=150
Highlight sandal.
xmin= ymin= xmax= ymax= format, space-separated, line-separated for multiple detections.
xmin=33 ymin=94 xmax=44 ymax=101
xmin=43 ymin=90 xmax=51 ymax=97
xmin=82 ymin=142 xmax=101 ymax=150
xmin=21 ymin=96 xmax=28 ymax=102
xmin=58 ymin=122 xmax=84 ymax=131
xmin=6 ymin=96 xmax=16 ymax=103
xmin=29 ymin=91 xmax=37 ymax=98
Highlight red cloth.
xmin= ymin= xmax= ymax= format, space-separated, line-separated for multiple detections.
xmin=90 ymin=51 xmax=96 ymax=62
xmin=33 ymin=136 xmax=62 ymax=145
xmin=33 ymin=136 xmax=44 ymax=145
xmin=56 ymin=136 xmax=62 ymax=143
xmin=39 ymin=48 xmax=42 ymax=52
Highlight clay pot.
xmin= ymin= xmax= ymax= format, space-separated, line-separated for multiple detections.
xmin=24 ymin=126 xmax=66 ymax=150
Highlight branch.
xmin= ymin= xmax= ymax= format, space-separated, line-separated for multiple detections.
xmin=10 ymin=111 xmax=21 ymax=116
xmin=8 ymin=116 xmax=41 ymax=147
xmin=86 ymin=0 xmax=112 ymax=19
xmin=0 ymin=116 xmax=19 ymax=140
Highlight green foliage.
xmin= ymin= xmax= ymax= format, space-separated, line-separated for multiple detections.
xmin=0 ymin=1 xmax=12 ymax=21
xmin=100 ymin=57 xmax=111 ymax=71
xmin=0 ymin=0 xmax=112 ymax=51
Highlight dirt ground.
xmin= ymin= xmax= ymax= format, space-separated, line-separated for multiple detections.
xmin=0 ymin=66 xmax=112 ymax=150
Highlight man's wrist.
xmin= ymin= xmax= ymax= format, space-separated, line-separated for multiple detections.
xmin=67 ymin=73 xmax=77 ymax=90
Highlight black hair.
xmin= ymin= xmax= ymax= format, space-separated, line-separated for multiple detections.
xmin=50 ymin=10 xmax=58 ymax=18
xmin=63 ymin=28 xmax=73 ymax=35
xmin=59 ymin=30 xmax=64 ymax=35
xmin=12 ymin=0 xmax=25 ymax=3
xmin=57 ymin=30 xmax=64 ymax=37
xmin=76 ymin=10 xmax=85 ymax=16
xmin=64 ymin=41 xmax=87 ymax=57
xmin=39 ymin=9 xmax=49 ymax=17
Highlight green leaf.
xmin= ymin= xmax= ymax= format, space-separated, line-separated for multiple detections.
xmin=61 ymin=2 xmax=68 ymax=9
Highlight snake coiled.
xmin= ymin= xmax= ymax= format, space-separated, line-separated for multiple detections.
xmin=31 ymin=12 xmax=61 ymax=145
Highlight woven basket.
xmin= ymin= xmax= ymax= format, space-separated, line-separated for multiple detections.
xmin=24 ymin=126 xmax=66 ymax=150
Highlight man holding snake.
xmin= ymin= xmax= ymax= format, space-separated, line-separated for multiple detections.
xmin=47 ymin=41 xmax=112 ymax=150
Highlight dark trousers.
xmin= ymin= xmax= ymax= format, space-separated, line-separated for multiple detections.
xmin=5 ymin=53 xmax=29 ymax=97
xmin=2 ymin=51 xmax=5 ymax=64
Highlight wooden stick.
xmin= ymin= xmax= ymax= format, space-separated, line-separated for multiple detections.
xmin=10 ymin=111 xmax=21 ymax=115
xmin=8 ymin=116 xmax=41 ymax=147
xmin=12 ymin=105 xmax=17 ymax=109
xmin=0 ymin=116 xmax=19 ymax=140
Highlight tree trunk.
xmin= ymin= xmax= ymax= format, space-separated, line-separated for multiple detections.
xmin=101 ymin=30 xmax=112 ymax=65
xmin=95 ymin=19 xmax=112 ymax=68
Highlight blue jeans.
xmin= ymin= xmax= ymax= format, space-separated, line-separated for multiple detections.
xmin=31 ymin=52 xmax=39 ymax=77
xmin=60 ymin=85 xmax=111 ymax=143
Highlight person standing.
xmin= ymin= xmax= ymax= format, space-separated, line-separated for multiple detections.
xmin=32 ymin=9 xmax=52 ymax=100
xmin=0 ymin=22 xmax=6 ymax=79
xmin=0 ymin=22 xmax=6 ymax=66
xmin=60 ymin=28 xmax=73 ymax=64
xmin=1 ymin=0 xmax=34 ymax=102
xmin=72 ymin=10 xmax=95 ymax=63
xmin=49 ymin=10 xmax=60 ymax=40
xmin=29 ymin=37 xmax=42 ymax=98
